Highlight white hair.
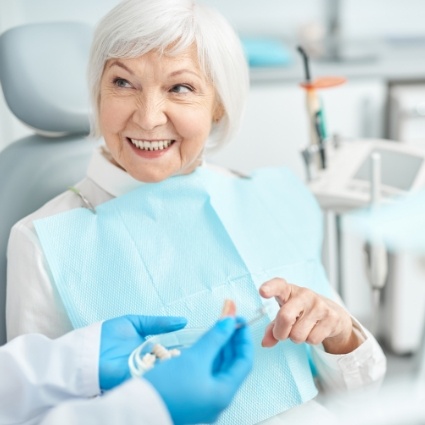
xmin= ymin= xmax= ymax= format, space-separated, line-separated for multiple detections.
xmin=87 ymin=0 xmax=249 ymax=152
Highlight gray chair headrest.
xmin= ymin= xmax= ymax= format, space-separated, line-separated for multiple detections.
xmin=0 ymin=22 xmax=92 ymax=136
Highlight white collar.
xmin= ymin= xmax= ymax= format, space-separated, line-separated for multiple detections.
xmin=86 ymin=146 xmax=144 ymax=198
xmin=86 ymin=144 xmax=216 ymax=198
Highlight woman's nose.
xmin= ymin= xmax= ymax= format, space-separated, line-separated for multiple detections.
xmin=132 ymin=95 xmax=167 ymax=130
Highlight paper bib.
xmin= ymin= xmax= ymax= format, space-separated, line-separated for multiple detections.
xmin=35 ymin=166 xmax=331 ymax=424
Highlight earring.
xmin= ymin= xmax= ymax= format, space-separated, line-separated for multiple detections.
xmin=213 ymin=104 xmax=224 ymax=123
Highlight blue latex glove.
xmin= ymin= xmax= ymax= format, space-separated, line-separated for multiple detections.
xmin=144 ymin=317 xmax=254 ymax=425
xmin=99 ymin=315 xmax=187 ymax=390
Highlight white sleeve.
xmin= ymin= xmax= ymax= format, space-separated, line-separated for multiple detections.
xmin=0 ymin=323 xmax=100 ymax=425
xmin=6 ymin=220 xmax=73 ymax=340
xmin=40 ymin=379 xmax=173 ymax=425
xmin=311 ymin=318 xmax=387 ymax=392
xmin=311 ymin=288 xmax=387 ymax=393
xmin=6 ymin=175 xmax=114 ymax=341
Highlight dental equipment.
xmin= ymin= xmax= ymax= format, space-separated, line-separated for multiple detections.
xmin=297 ymin=46 xmax=327 ymax=172
xmin=315 ymin=138 xmax=425 ymax=348
xmin=129 ymin=306 xmax=271 ymax=377
xmin=297 ymin=46 xmax=345 ymax=177
xmin=308 ymin=139 xmax=425 ymax=212
xmin=236 ymin=305 xmax=270 ymax=329
xmin=129 ymin=298 xmax=273 ymax=378
xmin=363 ymin=152 xmax=388 ymax=335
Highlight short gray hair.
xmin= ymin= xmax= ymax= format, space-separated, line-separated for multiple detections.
xmin=88 ymin=0 xmax=249 ymax=152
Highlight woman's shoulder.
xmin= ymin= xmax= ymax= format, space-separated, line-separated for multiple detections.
xmin=250 ymin=165 xmax=307 ymax=187
xmin=204 ymin=163 xmax=315 ymax=202
xmin=250 ymin=166 xmax=323 ymax=238
xmin=205 ymin=162 xmax=305 ymax=183
xmin=205 ymin=163 xmax=320 ymax=215
xmin=10 ymin=177 xmax=103 ymax=236
xmin=204 ymin=162 xmax=247 ymax=178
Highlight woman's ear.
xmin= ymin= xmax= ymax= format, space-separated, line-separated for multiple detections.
xmin=213 ymin=102 xmax=225 ymax=123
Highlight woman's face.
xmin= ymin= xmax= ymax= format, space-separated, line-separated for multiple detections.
xmin=99 ymin=45 xmax=222 ymax=182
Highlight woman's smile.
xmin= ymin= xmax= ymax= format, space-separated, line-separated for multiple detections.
xmin=124 ymin=136 xmax=178 ymax=160
xmin=128 ymin=138 xmax=176 ymax=152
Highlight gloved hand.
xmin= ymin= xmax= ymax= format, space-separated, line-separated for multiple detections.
xmin=144 ymin=317 xmax=254 ymax=425
xmin=99 ymin=315 xmax=187 ymax=391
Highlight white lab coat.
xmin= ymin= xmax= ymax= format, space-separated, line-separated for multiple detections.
xmin=0 ymin=323 xmax=172 ymax=425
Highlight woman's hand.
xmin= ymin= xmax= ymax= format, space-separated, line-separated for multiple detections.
xmin=259 ymin=278 xmax=362 ymax=354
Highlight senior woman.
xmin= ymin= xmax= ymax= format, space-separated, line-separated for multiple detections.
xmin=6 ymin=0 xmax=386 ymax=424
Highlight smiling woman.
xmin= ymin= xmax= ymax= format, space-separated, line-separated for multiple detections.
xmin=99 ymin=49 xmax=221 ymax=182
xmin=5 ymin=0 xmax=386 ymax=424
xmin=88 ymin=0 xmax=247 ymax=151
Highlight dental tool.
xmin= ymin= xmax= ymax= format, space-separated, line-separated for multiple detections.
xmin=236 ymin=304 xmax=274 ymax=329
xmin=245 ymin=305 xmax=269 ymax=327
xmin=297 ymin=45 xmax=345 ymax=178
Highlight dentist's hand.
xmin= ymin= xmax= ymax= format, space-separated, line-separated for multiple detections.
xmin=259 ymin=278 xmax=362 ymax=354
xmin=99 ymin=315 xmax=187 ymax=390
xmin=144 ymin=317 xmax=254 ymax=425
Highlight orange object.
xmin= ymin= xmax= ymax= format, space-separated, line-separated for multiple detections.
xmin=300 ymin=76 xmax=346 ymax=90
xmin=297 ymin=46 xmax=346 ymax=171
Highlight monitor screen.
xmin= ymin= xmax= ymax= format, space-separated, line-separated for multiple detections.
xmin=353 ymin=148 xmax=423 ymax=190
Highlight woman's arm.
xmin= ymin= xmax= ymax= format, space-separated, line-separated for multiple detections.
xmin=259 ymin=278 xmax=387 ymax=392
xmin=310 ymin=316 xmax=387 ymax=392
xmin=310 ymin=288 xmax=387 ymax=392
xmin=6 ymin=220 xmax=73 ymax=340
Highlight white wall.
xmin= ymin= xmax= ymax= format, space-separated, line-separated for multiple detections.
xmin=0 ymin=0 xmax=120 ymax=31
xmin=0 ymin=0 xmax=403 ymax=154
xmin=201 ymin=0 xmax=425 ymax=40
xmin=2 ymin=0 xmax=424 ymax=39
xmin=1 ymin=0 xmax=425 ymax=150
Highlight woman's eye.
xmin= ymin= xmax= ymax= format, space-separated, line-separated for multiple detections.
xmin=170 ymin=84 xmax=193 ymax=94
xmin=113 ymin=78 xmax=131 ymax=88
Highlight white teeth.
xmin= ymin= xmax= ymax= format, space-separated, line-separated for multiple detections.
xmin=130 ymin=139 xmax=172 ymax=151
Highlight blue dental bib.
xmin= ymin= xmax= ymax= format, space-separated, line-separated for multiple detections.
xmin=35 ymin=166 xmax=331 ymax=425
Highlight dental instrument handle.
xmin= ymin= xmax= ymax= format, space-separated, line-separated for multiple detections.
xmin=314 ymin=111 xmax=327 ymax=169
xmin=370 ymin=153 xmax=386 ymax=290
xmin=297 ymin=46 xmax=311 ymax=82
xmin=297 ymin=46 xmax=327 ymax=170
xmin=306 ymin=87 xmax=326 ymax=170
xmin=236 ymin=305 xmax=270 ymax=329
xmin=369 ymin=152 xmax=388 ymax=335
xmin=371 ymin=152 xmax=381 ymax=206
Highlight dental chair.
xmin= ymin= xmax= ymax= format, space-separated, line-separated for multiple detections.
xmin=0 ymin=22 xmax=95 ymax=345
